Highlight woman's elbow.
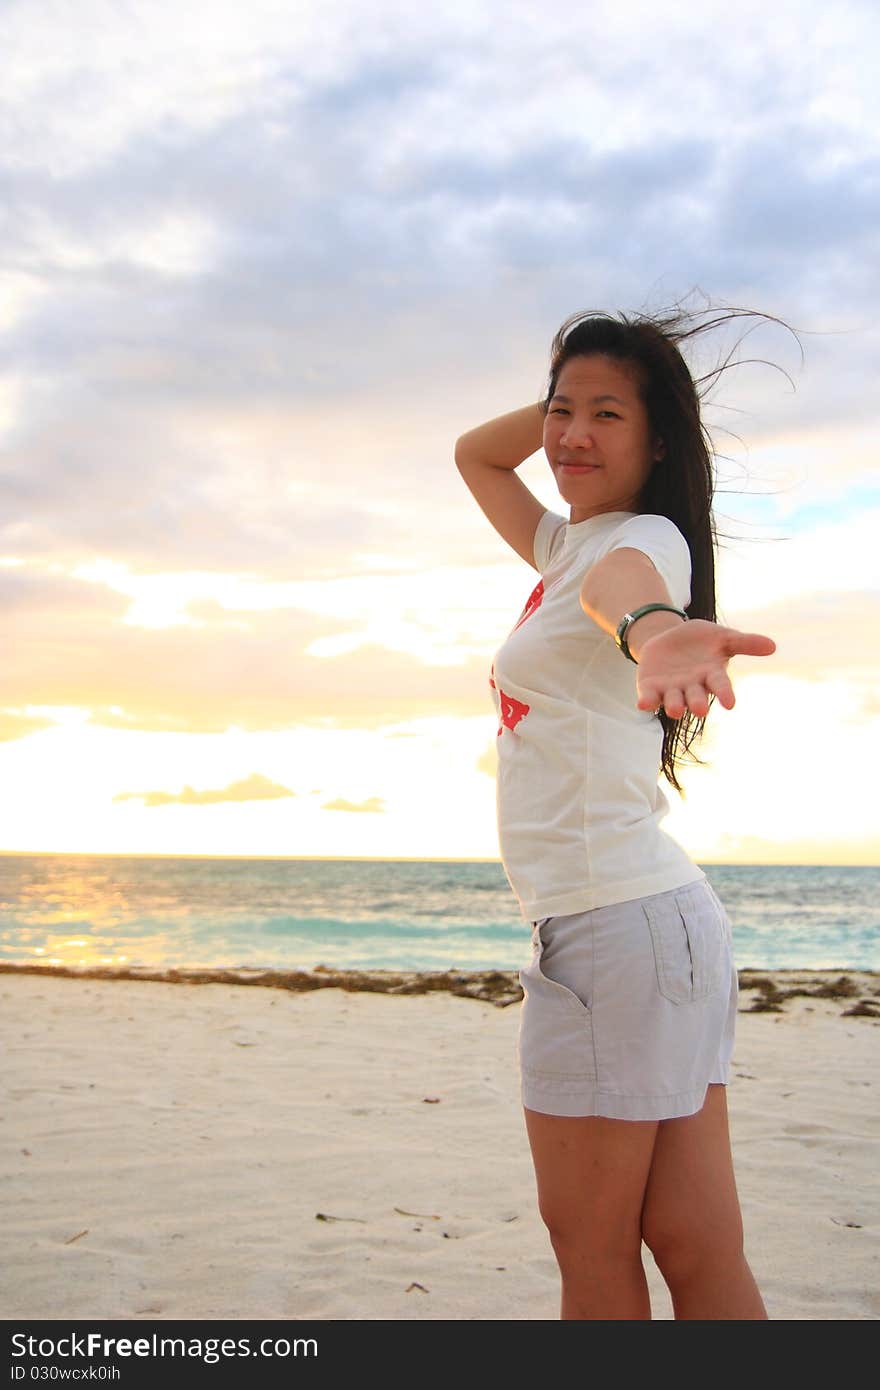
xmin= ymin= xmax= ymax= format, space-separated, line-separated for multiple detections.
xmin=454 ymin=435 xmax=485 ymax=475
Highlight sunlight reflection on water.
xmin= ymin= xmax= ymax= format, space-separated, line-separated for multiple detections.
xmin=1 ymin=855 xmax=877 ymax=972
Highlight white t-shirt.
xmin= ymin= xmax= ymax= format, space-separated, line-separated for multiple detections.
xmin=490 ymin=507 xmax=706 ymax=922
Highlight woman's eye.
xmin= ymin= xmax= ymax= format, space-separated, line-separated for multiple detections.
xmin=597 ymin=410 xmax=620 ymax=419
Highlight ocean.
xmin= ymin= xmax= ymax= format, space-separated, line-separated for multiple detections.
xmin=0 ymin=854 xmax=877 ymax=973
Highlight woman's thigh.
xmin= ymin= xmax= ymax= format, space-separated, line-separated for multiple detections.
xmin=524 ymin=1106 xmax=659 ymax=1254
xmin=640 ymin=1083 xmax=744 ymax=1260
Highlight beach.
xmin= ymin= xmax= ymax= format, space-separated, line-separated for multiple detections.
xmin=2 ymin=964 xmax=878 ymax=1321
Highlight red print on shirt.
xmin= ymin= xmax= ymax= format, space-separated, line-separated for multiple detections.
xmin=498 ymin=689 xmax=530 ymax=733
xmin=511 ymin=578 xmax=544 ymax=634
xmin=489 ymin=662 xmax=531 ymax=736
xmin=488 ymin=578 xmax=542 ymax=736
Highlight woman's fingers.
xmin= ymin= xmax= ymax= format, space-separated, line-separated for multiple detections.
xmin=684 ymin=682 xmax=710 ymax=717
xmin=666 ymin=684 xmax=715 ymax=718
xmin=725 ymin=630 xmax=776 ymax=657
xmin=660 ymin=686 xmax=685 ymax=717
xmin=637 ymin=673 xmax=728 ymax=717
xmin=706 ymin=666 xmax=735 ymax=709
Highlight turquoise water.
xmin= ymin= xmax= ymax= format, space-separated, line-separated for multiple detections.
xmin=0 ymin=854 xmax=877 ymax=973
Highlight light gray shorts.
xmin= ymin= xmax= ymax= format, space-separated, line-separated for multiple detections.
xmin=518 ymin=879 xmax=738 ymax=1121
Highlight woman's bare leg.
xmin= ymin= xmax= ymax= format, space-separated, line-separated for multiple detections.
xmin=640 ymin=1084 xmax=767 ymax=1319
xmin=523 ymin=1106 xmax=659 ymax=1319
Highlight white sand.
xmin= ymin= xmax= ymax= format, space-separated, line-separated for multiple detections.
xmin=1 ymin=972 xmax=878 ymax=1321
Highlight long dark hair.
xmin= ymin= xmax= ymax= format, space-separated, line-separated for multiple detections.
xmin=541 ymin=302 xmax=796 ymax=794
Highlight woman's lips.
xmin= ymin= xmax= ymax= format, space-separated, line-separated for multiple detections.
xmin=558 ymin=462 xmax=600 ymax=474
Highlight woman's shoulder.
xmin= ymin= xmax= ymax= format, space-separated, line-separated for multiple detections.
xmin=533 ymin=509 xmax=568 ymax=570
xmin=594 ymin=513 xmax=692 ymax=605
xmin=595 ymin=512 xmax=690 ymax=560
xmin=536 ymin=510 xmax=690 ymax=575
xmin=604 ymin=511 xmax=686 ymax=542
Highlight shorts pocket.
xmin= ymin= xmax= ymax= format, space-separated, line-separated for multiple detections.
xmin=518 ymin=919 xmax=595 ymax=1080
xmin=643 ymin=883 xmax=727 ymax=1005
xmin=522 ymin=918 xmax=592 ymax=1015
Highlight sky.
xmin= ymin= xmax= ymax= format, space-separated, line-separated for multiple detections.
xmin=1 ymin=0 xmax=879 ymax=864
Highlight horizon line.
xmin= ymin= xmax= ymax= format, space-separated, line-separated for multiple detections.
xmin=0 ymin=850 xmax=877 ymax=869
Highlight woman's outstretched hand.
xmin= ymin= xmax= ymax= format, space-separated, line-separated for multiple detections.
xmin=634 ymin=619 xmax=776 ymax=719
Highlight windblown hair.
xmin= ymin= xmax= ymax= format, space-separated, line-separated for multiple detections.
xmin=541 ymin=301 xmax=796 ymax=794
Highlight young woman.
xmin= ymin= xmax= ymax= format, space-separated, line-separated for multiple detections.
xmin=455 ymin=307 xmax=776 ymax=1320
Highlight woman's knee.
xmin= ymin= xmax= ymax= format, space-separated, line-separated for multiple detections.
xmin=538 ymin=1194 xmax=643 ymax=1264
xmin=544 ymin=1220 xmax=644 ymax=1283
xmin=642 ymin=1212 xmax=746 ymax=1284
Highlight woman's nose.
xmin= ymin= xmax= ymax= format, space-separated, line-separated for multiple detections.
xmin=560 ymin=419 xmax=595 ymax=448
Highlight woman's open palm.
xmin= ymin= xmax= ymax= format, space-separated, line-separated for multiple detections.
xmin=635 ymin=619 xmax=776 ymax=719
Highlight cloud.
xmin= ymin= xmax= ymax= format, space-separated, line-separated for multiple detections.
xmin=0 ymin=710 xmax=56 ymax=743
xmin=714 ymin=509 xmax=880 ymax=615
xmin=3 ymin=489 xmax=877 ymax=751
xmin=721 ymin=592 xmax=880 ymax=687
xmin=1 ymin=0 xmax=877 ymax=759
xmin=321 ymin=795 xmax=386 ymax=813
xmin=1 ymin=2 xmax=876 ymax=605
xmin=0 ymin=564 xmax=502 ymax=736
xmin=114 ymin=772 xmax=294 ymax=806
xmin=0 ymin=566 xmax=128 ymax=616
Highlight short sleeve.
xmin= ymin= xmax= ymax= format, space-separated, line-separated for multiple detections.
xmin=596 ymin=514 xmax=692 ymax=609
xmin=532 ymin=509 xmax=567 ymax=572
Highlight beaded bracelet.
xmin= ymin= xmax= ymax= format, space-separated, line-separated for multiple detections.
xmin=614 ymin=603 xmax=688 ymax=664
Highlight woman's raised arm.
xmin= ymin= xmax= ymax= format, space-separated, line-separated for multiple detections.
xmin=455 ymin=403 xmax=548 ymax=568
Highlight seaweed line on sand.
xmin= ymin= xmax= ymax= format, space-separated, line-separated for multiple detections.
xmin=1 ymin=960 xmax=879 ymax=1014
xmin=0 ymin=960 xmax=524 ymax=1007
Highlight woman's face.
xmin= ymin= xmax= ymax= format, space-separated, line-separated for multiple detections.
xmin=543 ymin=353 xmax=664 ymax=523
